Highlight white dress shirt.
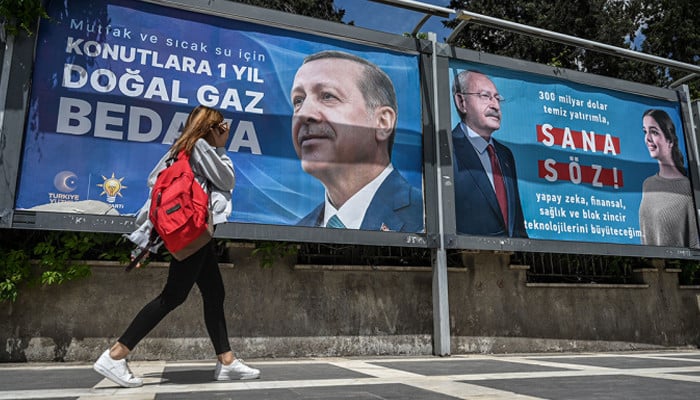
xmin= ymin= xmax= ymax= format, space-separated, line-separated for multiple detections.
xmin=322 ymin=164 xmax=394 ymax=228
xmin=460 ymin=122 xmax=497 ymax=191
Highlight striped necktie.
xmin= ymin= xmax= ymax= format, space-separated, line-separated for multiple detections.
xmin=326 ymin=214 xmax=346 ymax=228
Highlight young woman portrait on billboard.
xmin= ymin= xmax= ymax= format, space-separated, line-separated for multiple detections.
xmin=638 ymin=108 xmax=699 ymax=248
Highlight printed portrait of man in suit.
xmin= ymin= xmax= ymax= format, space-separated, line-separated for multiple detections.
xmin=290 ymin=50 xmax=424 ymax=232
xmin=451 ymin=70 xmax=528 ymax=238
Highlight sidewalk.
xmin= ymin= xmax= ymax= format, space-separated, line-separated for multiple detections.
xmin=1 ymin=350 xmax=700 ymax=399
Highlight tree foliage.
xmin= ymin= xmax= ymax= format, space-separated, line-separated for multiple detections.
xmin=0 ymin=0 xmax=48 ymax=39
xmin=233 ymin=0 xmax=345 ymax=22
xmin=446 ymin=0 xmax=699 ymax=96
xmin=637 ymin=0 xmax=700 ymax=88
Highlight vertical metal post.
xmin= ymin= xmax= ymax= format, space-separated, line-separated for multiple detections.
xmin=0 ymin=30 xmax=34 ymax=228
xmin=0 ymin=35 xmax=15 ymax=227
xmin=679 ymin=89 xmax=700 ymax=233
xmin=429 ymin=32 xmax=451 ymax=356
xmin=0 ymin=35 xmax=14 ymax=140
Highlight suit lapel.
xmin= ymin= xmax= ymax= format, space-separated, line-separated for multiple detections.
xmin=298 ymin=203 xmax=324 ymax=227
xmin=361 ymin=169 xmax=409 ymax=231
xmin=452 ymin=131 xmax=505 ymax=225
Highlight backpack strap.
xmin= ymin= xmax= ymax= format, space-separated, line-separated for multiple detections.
xmin=165 ymin=152 xmax=178 ymax=167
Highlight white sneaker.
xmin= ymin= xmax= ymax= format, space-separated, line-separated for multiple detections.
xmin=214 ymin=359 xmax=261 ymax=380
xmin=93 ymin=349 xmax=143 ymax=388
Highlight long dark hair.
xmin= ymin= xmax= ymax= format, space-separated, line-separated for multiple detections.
xmin=170 ymin=105 xmax=224 ymax=156
xmin=644 ymin=109 xmax=686 ymax=175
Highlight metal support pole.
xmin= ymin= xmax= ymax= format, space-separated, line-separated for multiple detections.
xmin=429 ymin=31 xmax=451 ymax=356
xmin=0 ymin=35 xmax=15 ymax=227
xmin=449 ymin=10 xmax=700 ymax=76
xmin=671 ymin=73 xmax=699 ymax=88
xmin=370 ymin=0 xmax=453 ymax=18
xmin=0 ymin=35 xmax=14 ymax=139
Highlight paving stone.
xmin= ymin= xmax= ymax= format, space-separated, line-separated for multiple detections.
xmin=1 ymin=351 xmax=699 ymax=400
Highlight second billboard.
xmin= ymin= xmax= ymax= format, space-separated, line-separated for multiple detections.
xmin=449 ymin=59 xmax=698 ymax=248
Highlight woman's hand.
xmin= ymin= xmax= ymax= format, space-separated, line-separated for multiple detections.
xmin=129 ymin=247 xmax=150 ymax=270
xmin=204 ymin=121 xmax=230 ymax=148
xmin=212 ymin=121 xmax=230 ymax=148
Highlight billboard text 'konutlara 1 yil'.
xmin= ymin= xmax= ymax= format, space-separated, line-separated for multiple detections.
xmin=16 ymin=0 xmax=425 ymax=234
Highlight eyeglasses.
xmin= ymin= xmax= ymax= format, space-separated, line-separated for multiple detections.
xmin=458 ymin=91 xmax=505 ymax=103
xmin=217 ymin=121 xmax=229 ymax=130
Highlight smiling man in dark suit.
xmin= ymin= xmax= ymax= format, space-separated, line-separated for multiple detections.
xmin=290 ymin=50 xmax=423 ymax=232
xmin=451 ymin=70 xmax=528 ymax=238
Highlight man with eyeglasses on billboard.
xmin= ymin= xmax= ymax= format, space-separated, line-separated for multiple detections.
xmin=451 ymin=70 xmax=528 ymax=238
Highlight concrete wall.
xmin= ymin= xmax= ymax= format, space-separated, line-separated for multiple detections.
xmin=1 ymin=246 xmax=698 ymax=362
xmin=450 ymin=252 xmax=700 ymax=353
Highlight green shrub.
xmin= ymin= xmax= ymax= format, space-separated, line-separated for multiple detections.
xmin=0 ymin=229 xmax=132 ymax=302
xmin=0 ymin=0 xmax=48 ymax=38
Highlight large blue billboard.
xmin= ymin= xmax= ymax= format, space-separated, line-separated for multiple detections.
xmin=449 ymin=59 xmax=698 ymax=247
xmin=16 ymin=0 xmax=425 ymax=233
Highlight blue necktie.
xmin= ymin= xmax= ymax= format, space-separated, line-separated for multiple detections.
xmin=327 ymin=214 xmax=346 ymax=228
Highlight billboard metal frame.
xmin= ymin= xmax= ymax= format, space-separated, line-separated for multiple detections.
xmin=2 ymin=0 xmax=696 ymax=256
xmin=0 ymin=33 xmax=34 ymax=230
xmin=1 ymin=0 xmax=436 ymax=249
xmin=439 ymin=44 xmax=700 ymax=260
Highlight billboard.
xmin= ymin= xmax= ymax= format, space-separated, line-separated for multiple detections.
xmin=15 ymin=0 xmax=425 ymax=235
xmin=448 ymin=58 xmax=699 ymax=248
xmin=6 ymin=0 xmax=698 ymax=257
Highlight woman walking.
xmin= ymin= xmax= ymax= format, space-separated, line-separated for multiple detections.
xmin=93 ymin=105 xmax=260 ymax=387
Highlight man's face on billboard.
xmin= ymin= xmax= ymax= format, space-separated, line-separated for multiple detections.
xmin=290 ymin=58 xmax=377 ymax=180
xmin=457 ymin=72 xmax=502 ymax=139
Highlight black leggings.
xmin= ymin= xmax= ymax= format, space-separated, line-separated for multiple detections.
xmin=118 ymin=241 xmax=231 ymax=355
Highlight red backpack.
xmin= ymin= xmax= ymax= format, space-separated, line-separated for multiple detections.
xmin=148 ymin=151 xmax=212 ymax=260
